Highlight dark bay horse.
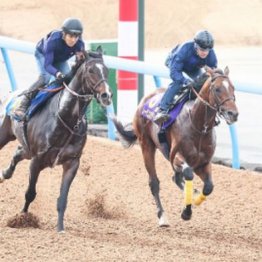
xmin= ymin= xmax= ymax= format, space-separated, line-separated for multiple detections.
xmin=113 ymin=66 xmax=238 ymax=226
xmin=0 ymin=47 xmax=112 ymax=232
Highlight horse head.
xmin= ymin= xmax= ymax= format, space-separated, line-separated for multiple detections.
xmin=72 ymin=46 xmax=113 ymax=107
xmin=198 ymin=66 xmax=238 ymax=124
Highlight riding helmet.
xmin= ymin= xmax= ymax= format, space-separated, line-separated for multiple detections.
xmin=194 ymin=30 xmax=214 ymax=49
xmin=62 ymin=18 xmax=83 ymax=35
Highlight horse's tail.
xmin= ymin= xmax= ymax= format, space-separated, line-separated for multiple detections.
xmin=111 ymin=117 xmax=137 ymax=148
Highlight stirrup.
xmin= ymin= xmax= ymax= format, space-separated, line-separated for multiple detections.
xmin=12 ymin=110 xmax=27 ymax=122
xmin=154 ymin=112 xmax=170 ymax=125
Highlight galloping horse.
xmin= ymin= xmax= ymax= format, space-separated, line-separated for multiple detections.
xmin=0 ymin=47 xmax=112 ymax=232
xmin=113 ymin=66 xmax=238 ymax=226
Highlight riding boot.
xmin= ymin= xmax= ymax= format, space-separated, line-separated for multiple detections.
xmin=14 ymin=76 xmax=45 ymax=121
xmin=153 ymin=82 xmax=180 ymax=125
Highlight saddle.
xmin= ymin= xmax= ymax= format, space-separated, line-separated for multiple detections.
xmin=141 ymin=90 xmax=188 ymax=130
xmin=5 ymin=81 xmax=64 ymax=122
xmin=26 ymin=81 xmax=64 ymax=119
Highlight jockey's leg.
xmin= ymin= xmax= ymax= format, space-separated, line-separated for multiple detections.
xmin=14 ymin=49 xmax=50 ymax=120
xmin=14 ymin=75 xmax=46 ymax=120
xmin=153 ymin=82 xmax=181 ymax=124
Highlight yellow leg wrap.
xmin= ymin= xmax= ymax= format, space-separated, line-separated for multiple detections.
xmin=184 ymin=180 xmax=193 ymax=205
xmin=193 ymin=193 xmax=206 ymax=206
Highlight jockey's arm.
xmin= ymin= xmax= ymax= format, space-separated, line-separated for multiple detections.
xmin=169 ymin=55 xmax=187 ymax=86
xmin=44 ymin=41 xmax=59 ymax=77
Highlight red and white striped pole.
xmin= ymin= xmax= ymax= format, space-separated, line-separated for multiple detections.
xmin=117 ymin=0 xmax=138 ymax=123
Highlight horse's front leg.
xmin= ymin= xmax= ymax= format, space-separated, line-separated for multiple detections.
xmin=0 ymin=146 xmax=27 ymax=183
xmin=181 ymin=166 xmax=194 ymax=220
xmin=193 ymin=163 xmax=214 ymax=206
xmin=22 ymin=158 xmax=42 ymax=213
xmin=57 ymin=158 xmax=79 ymax=232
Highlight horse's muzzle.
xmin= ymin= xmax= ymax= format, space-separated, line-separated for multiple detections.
xmin=222 ymin=109 xmax=239 ymax=124
xmin=99 ymin=92 xmax=112 ymax=106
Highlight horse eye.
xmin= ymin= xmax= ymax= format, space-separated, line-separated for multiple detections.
xmin=88 ymin=68 xmax=95 ymax=74
xmin=215 ymin=87 xmax=221 ymax=93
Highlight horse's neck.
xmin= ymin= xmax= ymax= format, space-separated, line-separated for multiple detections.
xmin=58 ymin=77 xmax=89 ymax=124
xmin=190 ymin=94 xmax=216 ymax=133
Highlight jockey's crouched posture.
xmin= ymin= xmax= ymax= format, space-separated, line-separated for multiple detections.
xmin=14 ymin=17 xmax=85 ymax=121
xmin=153 ymin=30 xmax=218 ymax=125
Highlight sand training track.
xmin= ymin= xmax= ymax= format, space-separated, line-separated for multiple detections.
xmin=0 ymin=136 xmax=261 ymax=261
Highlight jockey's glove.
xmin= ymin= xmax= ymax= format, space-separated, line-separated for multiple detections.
xmin=183 ymin=78 xmax=194 ymax=87
xmin=56 ymin=72 xmax=65 ymax=80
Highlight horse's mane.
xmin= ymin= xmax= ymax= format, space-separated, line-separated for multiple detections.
xmin=192 ymin=67 xmax=225 ymax=92
xmin=62 ymin=49 xmax=103 ymax=85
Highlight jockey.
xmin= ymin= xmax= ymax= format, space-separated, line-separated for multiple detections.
xmin=14 ymin=17 xmax=85 ymax=120
xmin=153 ymin=30 xmax=218 ymax=124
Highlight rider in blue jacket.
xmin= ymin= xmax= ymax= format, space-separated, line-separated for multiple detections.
xmin=154 ymin=30 xmax=217 ymax=124
xmin=14 ymin=17 xmax=85 ymax=120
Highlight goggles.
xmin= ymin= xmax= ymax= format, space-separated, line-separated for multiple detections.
xmin=195 ymin=43 xmax=211 ymax=52
xmin=67 ymin=32 xmax=81 ymax=38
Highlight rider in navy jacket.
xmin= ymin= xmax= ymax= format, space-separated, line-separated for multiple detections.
xmin=14 ymin=17 xmax=85 ymax=120
xmin=154 ymin=30 xmax=218 ymax=124
xmin=36 ymin=30 xmax=84 ymax=77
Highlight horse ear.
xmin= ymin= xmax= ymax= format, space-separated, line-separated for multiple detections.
xmin=96 ymin=45 xmax=103 ymax=54
xmin=204 ymin=65 xmax=213 ymax=75
xmin=224 ymin=66 xmax=230 ymax=76
xmin=75 ymin=51 xmax=86 ymax=63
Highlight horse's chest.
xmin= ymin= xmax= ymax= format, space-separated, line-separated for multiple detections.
xmin=181 ymin=134 xmax=215 ymax=164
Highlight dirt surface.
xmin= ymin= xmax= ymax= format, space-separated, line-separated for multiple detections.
xmin=0 ymin=0 xmax=262 ymax=48
xmin=0 ymin=136 xmax=261 ymax=262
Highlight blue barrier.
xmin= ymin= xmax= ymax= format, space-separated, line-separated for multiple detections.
xmin=1 ymin=36 xmax=261 ymax=169
xmin=1 ymin=48 xmax=17 ymax=91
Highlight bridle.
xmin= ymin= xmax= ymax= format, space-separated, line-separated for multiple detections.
xmin=189 ymin=73 xmax=235 ymax=135
xmin=63 ymin=58 xmax=108 ymax=102
xmin=191 ymin=74 xmax=235 ymax=113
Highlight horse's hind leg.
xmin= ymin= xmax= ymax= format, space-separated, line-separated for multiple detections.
xmin=0 ymin=116 xmax=16 ymax=181
xmin=140 ymin=136 xmax=169 ymax=227
xmin=0 ymin=145 xmax=26 ymax=183
xmin=171 ymin=154 xmax=185 ymax=190
xmin=0 ymin=116 xmax=16 ymax=150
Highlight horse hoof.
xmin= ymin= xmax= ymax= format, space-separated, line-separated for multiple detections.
xmin=181 ymin=208 xmax=192 ymax=221
xmin=58 ymin=230 xmax=66 ymax=234
xmin=0 ymin=171 xmax=4 ymax=183
xmin=158 ymin=213 xmax=170 ymax=227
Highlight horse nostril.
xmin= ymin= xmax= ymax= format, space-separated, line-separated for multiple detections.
xmin=101 ymin=93 xmax=109 ymax=99
xmin=228 ymin=111 xmax=238 ymax=120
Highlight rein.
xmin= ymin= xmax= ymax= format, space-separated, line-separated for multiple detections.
xmin=191 ymin=87 xmax=217 ymax=111
xmin=63 ymin=82 xmax=94 ymax=101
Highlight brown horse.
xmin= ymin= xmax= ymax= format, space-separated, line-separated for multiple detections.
xmin=0 ymin=47 xmax=112 ymax=232
xmin=112 ymin=66 xmax=238 ymax=226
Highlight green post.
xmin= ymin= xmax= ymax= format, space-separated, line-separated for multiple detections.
xmin=87 ymin=40 xmax=118 ymax=123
